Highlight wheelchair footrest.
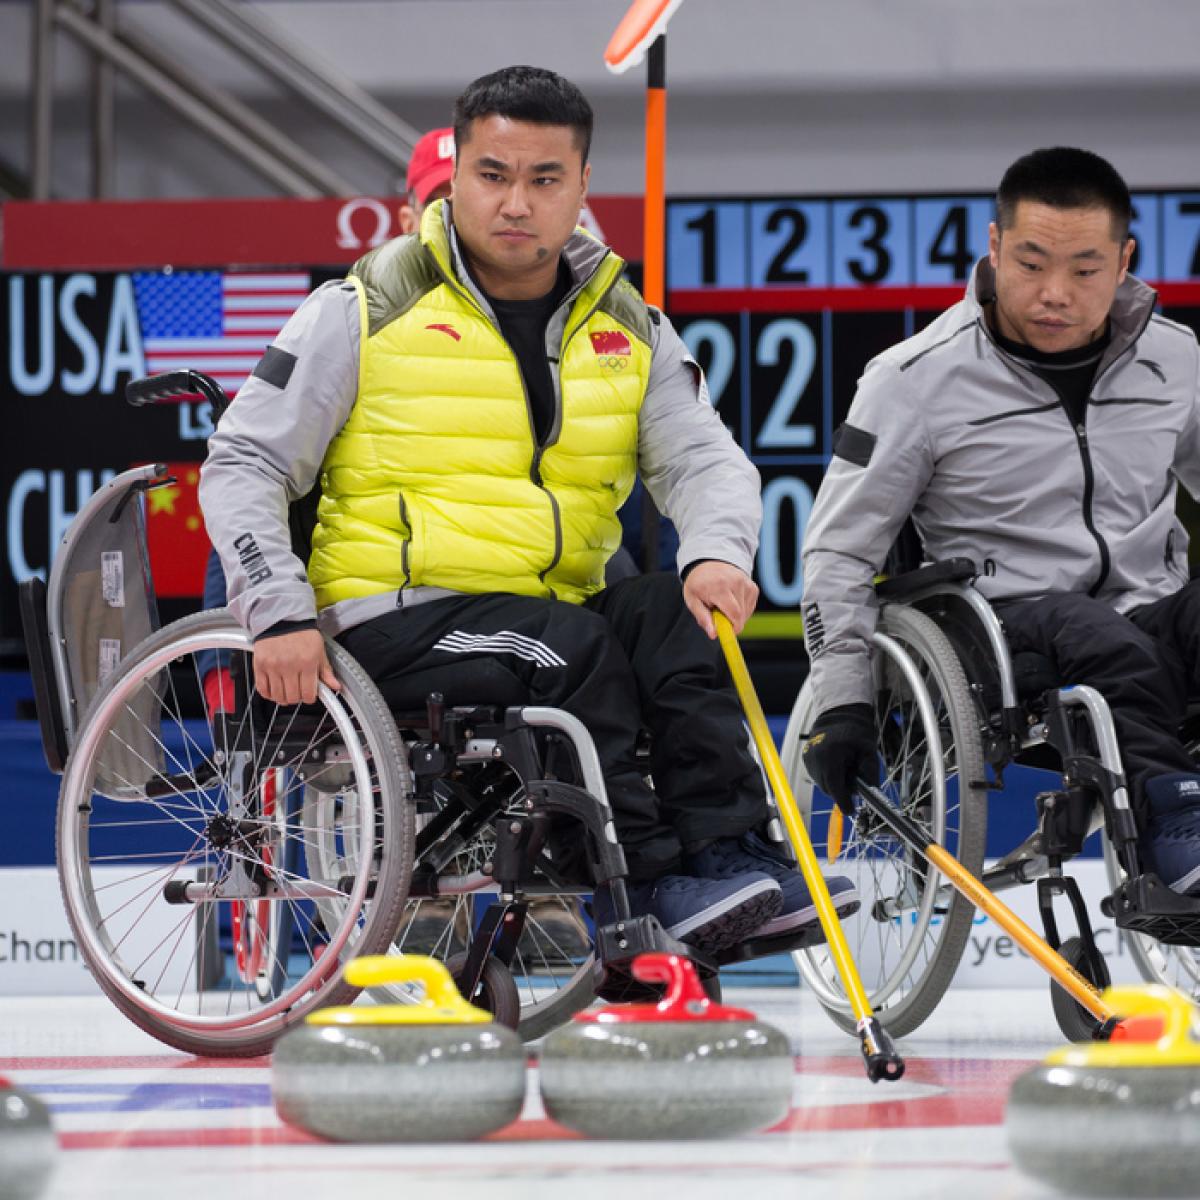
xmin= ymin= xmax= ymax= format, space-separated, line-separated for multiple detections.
xmin=715 ymin=896 xmax=862 ymax=965
xmin=1106 ymin=872 xmax=1200 ymax=946
xmin=591 ymin=915 xmax=717 ymax=1002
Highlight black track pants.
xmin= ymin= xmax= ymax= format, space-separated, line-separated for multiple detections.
xmin=997 ymin=582 xmax=1200 ymax=820
xmin=337 ymin=572 xmax=768 ymax=880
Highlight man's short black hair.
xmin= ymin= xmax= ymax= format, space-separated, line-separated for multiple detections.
xmin=453 ymin=66 xmax=593 ymax=166
xmin=996 ymin=147 xmax=1132 ymax=241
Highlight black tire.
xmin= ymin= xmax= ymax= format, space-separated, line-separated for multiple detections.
xmin=1050 ymin=935 xmax=1112 ymax=1042
xmin=446 ymin=951 xmax=522 ymax=1030
xmin=56 ymin=610 xmax=414 ymax=1057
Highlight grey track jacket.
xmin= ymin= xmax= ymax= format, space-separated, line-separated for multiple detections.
xmin=803 ymin=258 xmax=1200 ymax=713
xmin=199 ymin=216 xmax=761 ymax=639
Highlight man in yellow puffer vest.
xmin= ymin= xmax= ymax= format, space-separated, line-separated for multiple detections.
xmin=200 ymin=66 xmax=856 ymax=958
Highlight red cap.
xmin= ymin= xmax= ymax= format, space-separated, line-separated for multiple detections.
xmin=405 ymin=127 xmax=456 ymax=207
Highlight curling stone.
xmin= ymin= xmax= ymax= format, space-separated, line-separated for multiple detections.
xmin=1007 ymin=985 xmax=1200 ymax=1197
xmin=0 ymin=1076 xmax=55 ymax=1200
xmin=539 ymin=953 xmax=793 ymax=1139
xmin=272 ymin=955 xmax=526 ymax=1142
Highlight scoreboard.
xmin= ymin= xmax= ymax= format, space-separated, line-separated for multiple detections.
xmin=3 ymin=190 xmax=1200 ymax=650
xmin=664 ymin=190 xmax=1200 ymax=626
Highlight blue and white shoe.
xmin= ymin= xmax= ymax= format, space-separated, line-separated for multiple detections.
xmin=594 ymin=872 xmax=783 ymax=957
xmin=1144 ymin=773 xmax=1200 ymax=896
xmin=687 ymin=830 xmax=859 ymax=940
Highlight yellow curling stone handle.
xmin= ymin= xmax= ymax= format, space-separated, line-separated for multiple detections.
xmin=307 ymin=955 xmax=494 ymax=1026
xmin=1047 ymin=984 xmax=1200 ymax=1067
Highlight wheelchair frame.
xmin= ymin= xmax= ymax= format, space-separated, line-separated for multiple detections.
xmin=783 ymin=557 xmax=1200 ymax=1040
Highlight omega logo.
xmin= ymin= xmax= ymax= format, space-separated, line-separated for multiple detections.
xmin=335 ymin=198 xmax=393 ymax=251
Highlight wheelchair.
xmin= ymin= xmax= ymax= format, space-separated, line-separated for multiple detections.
xmin=19 ymin=371 xmax=740 ymax=1057
xmin=781 ymin=553 xmax=1200 ymax=1040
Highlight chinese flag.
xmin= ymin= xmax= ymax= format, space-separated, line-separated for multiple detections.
xmin=143 ymin=462 xmax=211 ymax=598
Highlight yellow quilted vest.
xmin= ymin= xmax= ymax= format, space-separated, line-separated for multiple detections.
xmin=308 ymin=202 xmax=653 ymax=609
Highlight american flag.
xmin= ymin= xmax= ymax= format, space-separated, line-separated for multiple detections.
xmin=131 ymin=271 xmax=310 ymax=397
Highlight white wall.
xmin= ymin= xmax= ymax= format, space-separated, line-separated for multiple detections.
xmin=2 ymin=0 xmax=1199 ymax=201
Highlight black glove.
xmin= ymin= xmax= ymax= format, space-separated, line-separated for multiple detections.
xmin=802 ymin=702 xmax=878 ymax=816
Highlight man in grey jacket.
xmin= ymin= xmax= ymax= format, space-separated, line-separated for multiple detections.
xmin=200 ymin=65 xmax=855 ymax=957
xmin=802 ymin=146 xmax=1200 ymax=896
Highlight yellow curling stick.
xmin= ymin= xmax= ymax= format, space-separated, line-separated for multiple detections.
xmin=714 ymin=611 xmax=904 ymax=1082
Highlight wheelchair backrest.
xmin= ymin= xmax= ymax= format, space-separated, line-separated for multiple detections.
xmin=46 ymin=464 xmax=166 ymax=788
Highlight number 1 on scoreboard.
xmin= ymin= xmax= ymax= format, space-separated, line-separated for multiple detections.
xmin=666 ymin=202 xmax=747 ymax=288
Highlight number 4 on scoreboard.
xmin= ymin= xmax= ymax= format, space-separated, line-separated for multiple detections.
xmin=914 ymin=199 xmax=992 ymax=285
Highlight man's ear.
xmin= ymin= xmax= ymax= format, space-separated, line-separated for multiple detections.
xmin=988 ymin=221 xmax=1001 ymax=271
xmin=1118 ymin=236 xmax=1136 ymax=283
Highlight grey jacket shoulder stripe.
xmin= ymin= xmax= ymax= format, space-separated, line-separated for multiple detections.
xmin=1090 ymin=396 xmax=1173 ymax=408
xmin=599 ymin=278 xmax=652 ymax=346
xmin=1151 ymin=313 xmax=1198 ymax=339
xmin=899 ymin=320 xmax=977 ymax=371
xmin=350 ymin=235 xmax=441 ymax=337
xmin=966 ymin=401 xmax=1061 ymax=427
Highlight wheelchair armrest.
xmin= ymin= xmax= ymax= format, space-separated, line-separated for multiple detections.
xmin=875 ymin=557 xmax=977 ymax=603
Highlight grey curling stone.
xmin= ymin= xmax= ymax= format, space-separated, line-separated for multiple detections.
xmin=272 ymin=955 xmax=526 ymax=1142
xmin=1007 ymin=989 xmax=1200 ymax=1197
xmin=539 ymin=953 xmax=793 ymax=1140
xmin=0 ymin=1078 xmax=56 ymax=1200
xmin=1008 ymin=1063 xmax=1200 ymax=1197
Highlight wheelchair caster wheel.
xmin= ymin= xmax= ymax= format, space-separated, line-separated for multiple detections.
xmin=445 ymin=952 xmax=521 ymax=1031
xmin=1008 ymin=985 xmax=1200 ymax=1196
xmin=0 ymin=1076 xmax=56 ymax=1199
xmin=272 ymin=956 xmax=525 ymax=1142
xmin=1049 ymin=935 xmax=1112 ymax=1042
xmin=539 ymin=953 xmax=792 ymax=1140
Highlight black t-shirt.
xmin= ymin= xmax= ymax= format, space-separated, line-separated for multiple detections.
xmin=477 ymin=258 xmax=574 ymax=446
xmin=993 ymin=322 xmax=1110 ymax=428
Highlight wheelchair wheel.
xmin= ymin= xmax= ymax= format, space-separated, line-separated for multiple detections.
xmin=305 ymin=764 xmax=596 ymax=1041
xmin=1049 ymin=935 xmax=1112 ymax=1042
xmin=56 ymin=610 xmax=414 ymax=1056
xmin=1102 ymin=835 xmax=1200 ymax=1002
xmin=781 ymin=604 xmax=988 ymax=1037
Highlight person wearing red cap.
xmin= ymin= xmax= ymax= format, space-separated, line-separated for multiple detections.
xmin=398 ymin=126 xmax=456 ymax=234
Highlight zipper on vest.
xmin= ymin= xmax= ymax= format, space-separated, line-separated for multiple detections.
xmin=1072 ymin=422 xmax=1111 ymax=596
xmin=534 ymin=267 xmax=626 ymax=585
xmin=397 ymin=490 xmax=412 ymax=588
